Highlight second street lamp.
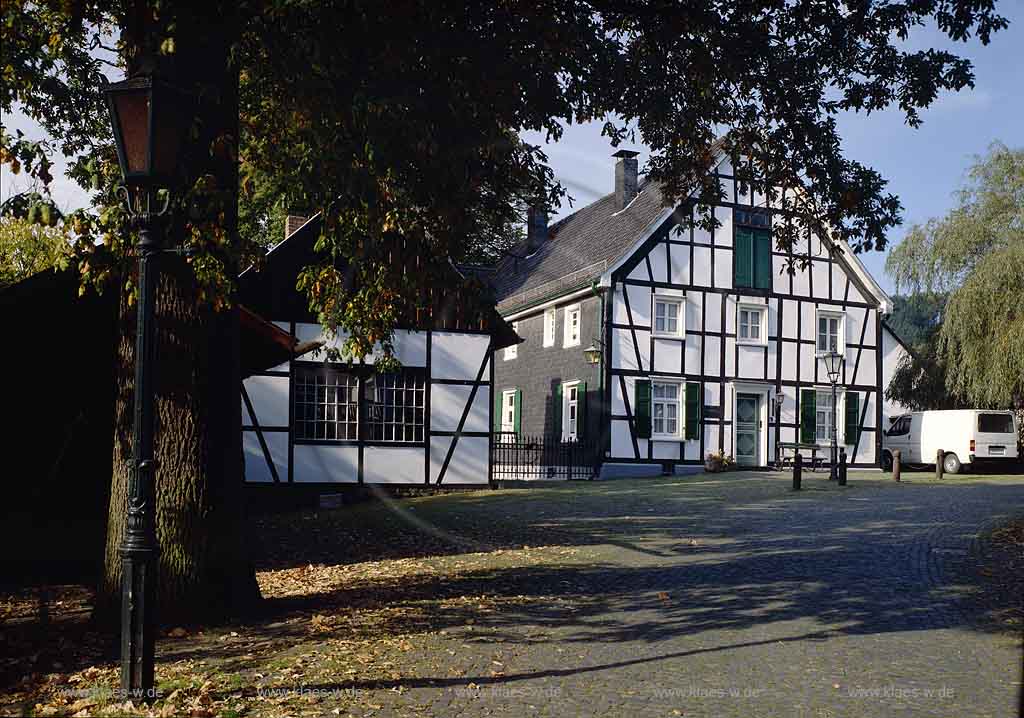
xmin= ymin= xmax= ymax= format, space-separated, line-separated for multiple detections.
xmin=822 ymin=351 xmax=844 ymax=482
xmin=104 ymin=71 xmax=189 ymax=697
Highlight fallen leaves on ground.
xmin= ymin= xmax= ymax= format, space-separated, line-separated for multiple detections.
xmin=2 ymin=543 xmax=588 ymax=717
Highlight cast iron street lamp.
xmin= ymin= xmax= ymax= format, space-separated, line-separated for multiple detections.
xmin=104 ymin=72 xmax=188 ymax=697
xmin=822 ymin=351 xmax=844 ymax=482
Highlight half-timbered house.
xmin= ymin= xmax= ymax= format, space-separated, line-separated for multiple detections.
xmin=492 ymin=149 xmax=909 ymax=474
xmin=238 ymin=215 xmax=518 ymax=487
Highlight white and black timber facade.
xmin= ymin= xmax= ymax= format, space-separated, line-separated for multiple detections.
xmin=238 ymin=215 xmax=518 ymax=487
xmin=492 ymin=149 xmax=909 ymax=473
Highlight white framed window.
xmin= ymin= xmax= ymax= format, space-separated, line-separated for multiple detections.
xmin=563 ymin=304 xmax=581 ymax=347
xmin=652 ymin=294 xmax=684 ymax=338
xmin=816 ymin=310 xmax=845 ymax=355
xmin=651 ymin=380 xmax=682 ymax=439
xmin=505 ymin=321 xmax=519 ymax=360
xmin=815 ymin=388 xmax=844 ymax=443
xmin=562 ymin=380 xmax=580 ymax=441
xmin=543 ymin=308 xmax=556 ymax=347
xmin=501 ymin=389 xmax=517 ymax=436
xmin=737 ymin=303 xmax=768 ymax=346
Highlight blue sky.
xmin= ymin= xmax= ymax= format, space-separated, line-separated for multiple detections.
xmin=3 ymin=4 xmax=1020 ymax=294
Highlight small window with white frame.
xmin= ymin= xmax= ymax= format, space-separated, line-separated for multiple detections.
xmin=501 ymin=389 xmax=517 ymax=437
xmin=651 ymin=380 xmax=682 ymax=439
xmin=652 ymin=294 xmax=684 ymax=338
xmin=816 ymin=310 xmax=844 ymax=355
xmin=505 ymin=321 xmax=519 ymax=360
xmin=737 ymin=303 xmax=768 ymax=346
xmin=562 ymin=380 xmax=580 ymax=441
xmin=543 ymin=308 xmax=556 ymax=347
xmin=563 ymin=304 xmax=581 ymax=347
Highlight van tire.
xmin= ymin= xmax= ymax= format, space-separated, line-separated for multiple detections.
xmin=881 ymin=451 xmax=893 ymax=471
xmin=943 ymin=453 xmax=962 ymax=475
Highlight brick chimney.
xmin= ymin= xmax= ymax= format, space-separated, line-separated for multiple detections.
xmin=613 ymin=149 xmax=639 ymax=210
xmin=285 ymin=214 xmax=309 ymax=239
xmin=525 ymin=206 xmax=548 ymax=255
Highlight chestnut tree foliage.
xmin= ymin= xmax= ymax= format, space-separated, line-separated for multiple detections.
xmin=2 ymin=0 xmax=1010 ymax=361
xmin=886 ymin=142 xmax=1024 ymax=411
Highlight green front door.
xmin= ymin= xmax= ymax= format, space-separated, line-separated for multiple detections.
xmin=736 ymin=394 xmax=760 ymax=466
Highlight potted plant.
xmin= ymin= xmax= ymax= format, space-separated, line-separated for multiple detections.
xmin=704 ymin=450 xmax=736 ymax=473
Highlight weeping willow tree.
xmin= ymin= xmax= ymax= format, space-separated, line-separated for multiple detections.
xmin=886 ymin=142 xmax=1024 ymax=417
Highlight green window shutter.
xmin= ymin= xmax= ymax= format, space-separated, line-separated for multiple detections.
xmin=514 ymin=388 xmax=522 ymax=438
xmin=844 ymin=392 xmax=860 ymax=444
xmin=635 ymin=380 xmax=652 ymax=439
xmin=493 ymin=389 xmax=502 ymax=432
xmin=684 ymin=382 xmax=701 ymax=440
xmin=552 ymin=383 xmax=563 ymax=439
xmin=800 ymin=389 xmax=816 ymax=443
xmin=734 ymin=228 xmax=753 ymax=287
xmin=754 ymin=229 xmax=772 ymax=289
xmin=578 ymin=381 xmax=587 ymax=438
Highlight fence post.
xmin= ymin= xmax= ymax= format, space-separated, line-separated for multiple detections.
xmin=793 ymin=453 xmax=802 ymax=491
xmin=893 ymin=450 xmax=901 ymax=482
xmin=935 ymin=449 xmax=944 ymax=480
xmin=838 ymin=448 xmax=847 ymax=486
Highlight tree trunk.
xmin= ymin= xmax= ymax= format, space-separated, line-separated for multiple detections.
xmin=96 ymin=2 xmax=259 ymax=628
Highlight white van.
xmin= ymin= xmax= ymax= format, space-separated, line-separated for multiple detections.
xmin=882 ymin=410 xmax=1019 ymax=474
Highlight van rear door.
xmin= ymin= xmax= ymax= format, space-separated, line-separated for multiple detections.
xmin=976 ymin=412 xmax=1018 ymax=459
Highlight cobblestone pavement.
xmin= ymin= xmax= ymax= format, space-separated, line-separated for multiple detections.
xmin=292 ymin=473 xmax=1022 ymax=718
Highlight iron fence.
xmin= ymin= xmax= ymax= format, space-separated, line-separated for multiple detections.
xmin=492 ymin=433 xmax=600 ymax=481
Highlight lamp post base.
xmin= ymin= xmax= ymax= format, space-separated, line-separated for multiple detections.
xmin=119 ymin=542 xmax=158 ymax=698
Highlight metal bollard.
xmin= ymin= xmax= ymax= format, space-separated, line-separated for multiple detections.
xmin=893 ymin=450 xmax=901 ymax=482
xmin=935 ymin=449 xmax=944 ymax=480
xmin=838 ymin=448 xmax=847 ymax=486
xmin=793 ymin=453 xmax=802 ymax=491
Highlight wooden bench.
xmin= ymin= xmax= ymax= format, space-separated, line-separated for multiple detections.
xmin=777 ymin=442 xmax=827 ymax=471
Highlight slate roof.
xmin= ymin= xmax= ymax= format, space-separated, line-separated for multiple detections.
xmin=493 ymin=177 xmax=678 ymax=313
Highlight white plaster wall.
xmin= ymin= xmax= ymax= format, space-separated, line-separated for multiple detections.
xmin=692 ymin=247 xmax=712 ymax=286
xmin=242 ymin=431 xmax=288 ymax=483
xmin=652 ymin=338 xmax=683 ymax=374
xmin=853 ymin=349 xmax=877 ymax=387
xmin=714 ymin=206 xmax=733 ymax=246
xmin=881 ymin=326 xmax=910 ymax=425
xmin=430 ymin=436 xmax=489 ymax=484
xmin=626 ymin=284 xmax=652 ymax=325
xmin=713 ymin=248 xmax=733 ymax=290
xmin=611 ymin=419 xmax=634 ymax=457
xmin=293 ymin=444 xmax=359 ymax=483
xmin=242 ymin=375 xmax=290 ymax=427
xmin=705 ymin=292 xmax=723 ymax=332
xmin=737 ymin=346 xmax=763 ymax=379
xmin=612 ymin=327 xmax=639 ymax=371
xmin=669 ymin=242 xmax=689 ymax=284
xmin=363 ymin=446 xmax=426 ymax=483
xmin=811 ymin=261 xmax=831 ymax=300
xmin=431 ymin=332 xmax=488 ymax=380
xmin=652 ymin=441 xmax=679 ymax=460
xmin=648 ymin=243 xmax=669 ymax=283
xmin=430 ymin=384 xmax=490 ymax=433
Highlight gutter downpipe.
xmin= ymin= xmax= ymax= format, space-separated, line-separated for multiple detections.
xmin=591 ymin=279 xmax=606 ymax=479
